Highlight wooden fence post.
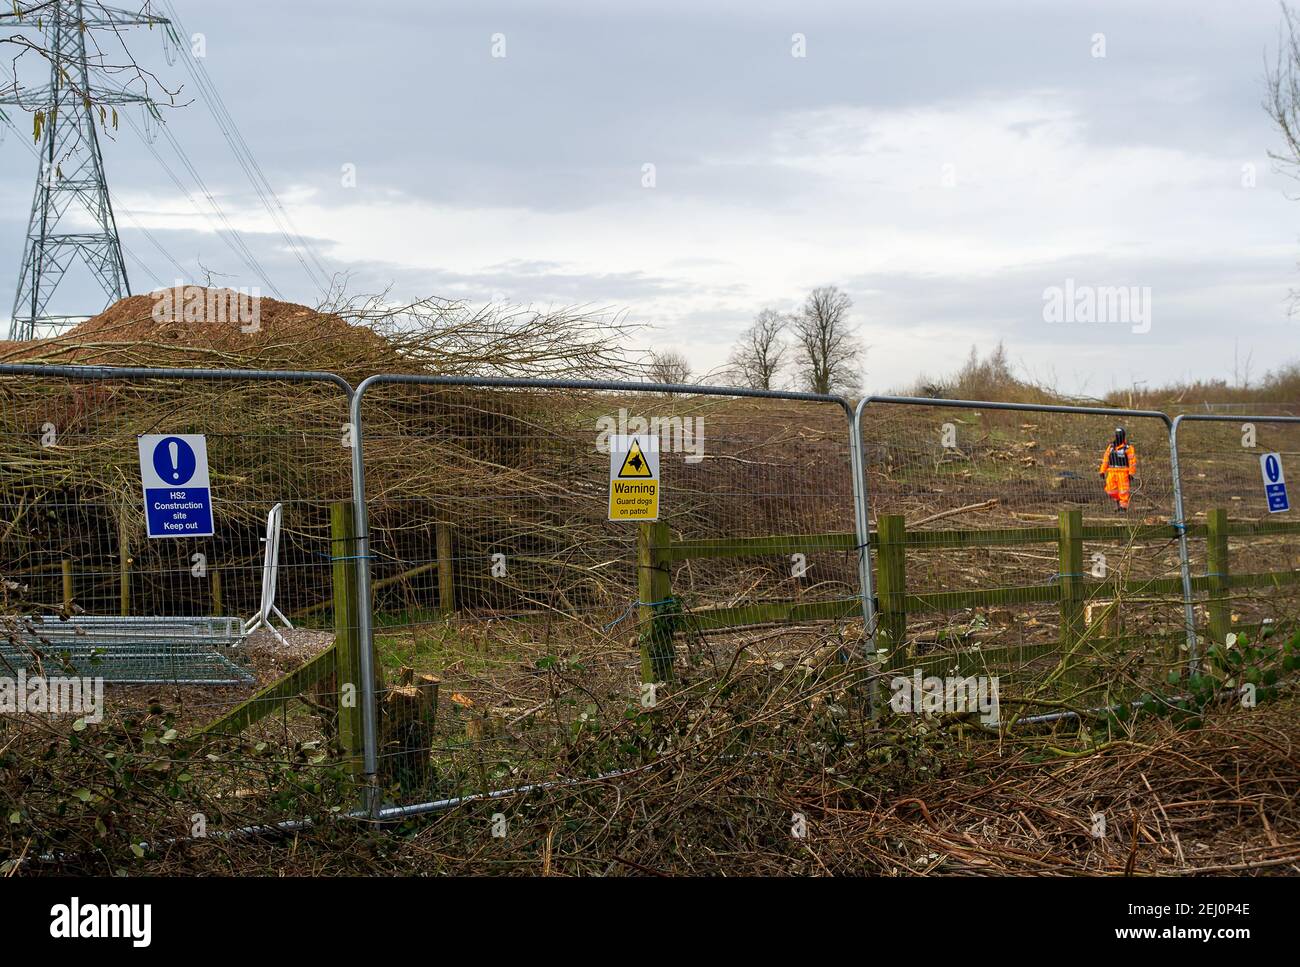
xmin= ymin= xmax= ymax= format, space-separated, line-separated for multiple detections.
xmin=875 ymin=515 xmax=908 ymax=668
xmin=1205 ymin=508 xmax=1231 ymax=646
xmin=61 ymin=559 xmax=73 ymax=610
xmin=211 ymin=567 xmax=223 ymax=616
xmin=436 ymin=523 xmax=455 ymax=615
xmin=118 ymin=508 xmax=130 ymax=617
xmin=1058 ymin=509 xmax=1084 ymax=648
xmin=331 ymin=501 xmax=364 ymax=774
xmin=637 ymin=520 xmax=675 ymax=683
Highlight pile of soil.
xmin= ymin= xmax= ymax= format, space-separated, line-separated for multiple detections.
xmin=0 ymin=288 xmax=401 ymax=381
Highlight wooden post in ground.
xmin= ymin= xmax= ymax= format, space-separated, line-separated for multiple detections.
xmin=331 ymin=501 xmax=364 ymax=775
xmin=61 ymin=559 xmax=73 ymax=610
xmin=436 ymin=523 xmax=455 ymax=615
xmin=211 ymin=568 xmax=223 ymax=616
xmin=875 ymin=515 xmax=908 ymax=668
xmin=637 ymin=520 xmax=675 ymax=683
xmin=1058 ymin=509 xmax=1085 ymax=648
xmin=1205 ymin=508 xmax=1231 ymax=646
xmin=118 ymin=508 xmax=131 ymax=617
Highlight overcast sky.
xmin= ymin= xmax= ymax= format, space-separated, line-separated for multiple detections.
xmin=2 ymin=0 xmax=1299 ymax=395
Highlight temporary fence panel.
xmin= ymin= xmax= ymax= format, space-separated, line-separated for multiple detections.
xmin=853 ymin=396 xmax=1183 ymax=708
xmin=349 ymin=375 xmax=866 ymax=813
xmin=1169 ymin=414 xmax=1300 ymax=656
xmin=1178 ymin=402 xmax=1300 ymax=417
xmin=0 ymin=364 xmax=363 ymax=834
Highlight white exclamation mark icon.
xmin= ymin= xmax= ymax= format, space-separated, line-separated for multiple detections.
xmin=169 ymin=440 xmax=180 ymax=481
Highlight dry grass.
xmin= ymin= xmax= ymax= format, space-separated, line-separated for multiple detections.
xmin=44 ymin=653 xmax=1297 ymax=877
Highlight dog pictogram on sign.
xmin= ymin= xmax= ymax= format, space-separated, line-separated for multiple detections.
xmin=617 ymin=439 xmax=655 ymax=478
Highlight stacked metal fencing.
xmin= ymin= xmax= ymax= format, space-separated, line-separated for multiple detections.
xmin=2 ymin=361 xmax=1298 ymax=827
xmin=0 ymin=364 xmax=360 ymax=835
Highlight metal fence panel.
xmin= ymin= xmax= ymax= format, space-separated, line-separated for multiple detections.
xmin=349 ymin=374 xmax=866 ymax=812
xmin=0 ymin=364 xmax=360 ymax=836
xmin=853 ymin=396 xmax=1182 ymax=707
xmin=1170 ymin=414 xmax=1300 ymax=655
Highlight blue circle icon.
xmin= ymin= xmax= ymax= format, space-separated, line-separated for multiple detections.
xmin=153 ymin=436 xmax=198 ymax=486
xmin=1266 ymin=455 xmax=1280 ymax=483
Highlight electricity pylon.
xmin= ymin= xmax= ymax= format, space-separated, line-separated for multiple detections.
xmin=1 ymin=2 xmax=170 ymax=340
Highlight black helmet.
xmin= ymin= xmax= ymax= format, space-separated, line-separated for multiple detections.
xmin=1114 ymin=427 xmax=1127 ymax=445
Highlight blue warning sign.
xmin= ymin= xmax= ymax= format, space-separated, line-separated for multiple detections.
xmin=138 ymin=434 xmax=214 ymax=537
xmin=1260 ymin=452 xmax=1290 ymax=514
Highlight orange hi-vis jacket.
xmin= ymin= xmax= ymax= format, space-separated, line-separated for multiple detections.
xmin=1099 ymin=442 xmax=1137 ymax=507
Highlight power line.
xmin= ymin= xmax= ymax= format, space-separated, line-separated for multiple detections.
xmin=80 ymin=57 xmax=284 ymax=294
xmin=117 ymin=101 xmax=285 ymax=297
xmin=5 ymin=0 xmax=328 ymax=327
xmin=159 ymin=0 xmax=333 ymax=296
xmin=2 ymin=66 xmax=187 ymax=285
xmin=11 ymin=57 xmax=282 ymax=298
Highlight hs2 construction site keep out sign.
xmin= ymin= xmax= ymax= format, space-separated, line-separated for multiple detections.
xmin=138 ymin=434 xmax=214 ymax=538
xmin=609 ymin=433 xmax=659 ymax=521
xmin=1261 ymin=452 xmax=1290 ymax=514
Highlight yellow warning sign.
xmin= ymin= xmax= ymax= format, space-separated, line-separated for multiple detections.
xmin=609 ymin=479 xmax=659 ymax=520
xmin=609 ymin=434 xmax=659 ymax=521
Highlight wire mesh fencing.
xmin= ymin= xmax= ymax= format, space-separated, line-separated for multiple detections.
xmin=854 ymin=397 xmax=1185 ymax=710
xmin=1171 ymin=415 xmax=1300 ymax=652
xmin=1177 ymin=401 xmax=1300 ymax=417
xmin=4 ymin=362 xmax=1299 ymax=841
xmin=351 ymin=376 xmax=864 ymax=811
xmin=0 ymin=365 xmax=363 ymax=845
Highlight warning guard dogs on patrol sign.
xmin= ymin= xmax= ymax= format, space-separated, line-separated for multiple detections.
xmin=608 ymin=433 xmax=660 ymax=521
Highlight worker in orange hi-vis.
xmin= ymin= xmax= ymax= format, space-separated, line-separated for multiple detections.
xmin=1098 ymin=427 xmax=1137 ymax=512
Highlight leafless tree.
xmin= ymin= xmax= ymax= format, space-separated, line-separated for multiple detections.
xmin=729 ymin=308 xmax=789 ymax=390
xmin=1265 ymin=3 xmax=1300 ymax=311
xmin=792 ymin=286 xmax=863 ymax=394
xmin=647 ymin=349 xmax=692 ymax=385
xmin=1266 ymin=4 xmax=1300 ymax=170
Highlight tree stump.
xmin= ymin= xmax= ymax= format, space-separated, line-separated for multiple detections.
xmin=381 ymin=666 xmax=440 ymax=792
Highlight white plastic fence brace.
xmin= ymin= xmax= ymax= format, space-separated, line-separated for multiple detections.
xmin=241 ymin=502 xmax=293 ymax=645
